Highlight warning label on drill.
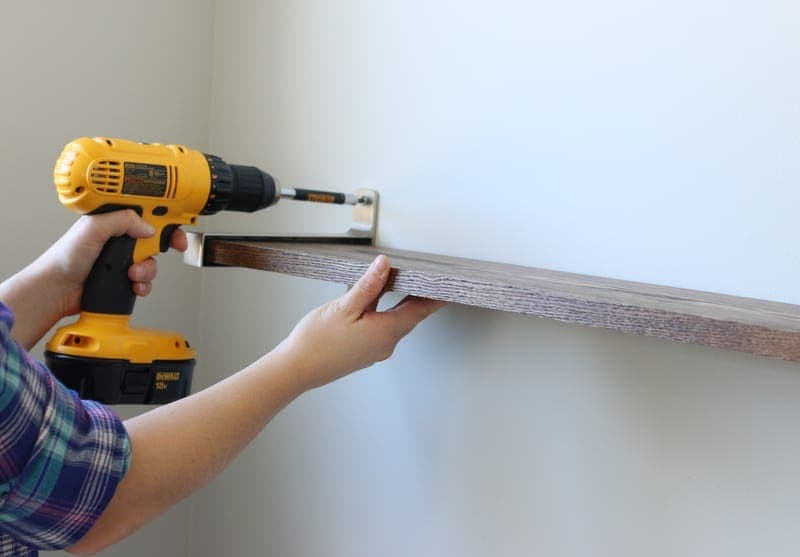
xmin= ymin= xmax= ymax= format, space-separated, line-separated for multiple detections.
xmin=123 ymin=162 xmax=167 ymax=197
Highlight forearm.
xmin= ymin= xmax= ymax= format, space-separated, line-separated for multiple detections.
xmin=66 ymin=254 xmax=443 ymax=555
xmin=0 ymin=261 xmax=65 ymax=350
xmin=67 ymin=346 xmax=306 ymax=555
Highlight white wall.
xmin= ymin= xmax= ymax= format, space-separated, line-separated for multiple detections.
xmin=3 ymin=1 xmax=800 ymax=556
xmin=188 ymin=1 xmax=800 ymax=556
xmin=0 ymin=2 xmax=213 ymax=555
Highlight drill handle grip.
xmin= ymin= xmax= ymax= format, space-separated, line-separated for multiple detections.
xmin=81 ymin=235 xmax=137 ymax=315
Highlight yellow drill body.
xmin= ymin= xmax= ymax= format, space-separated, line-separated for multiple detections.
xmin=45 ymin=137 xmax=279 ymax=403
xmin=54 ymin=137 xmax=212 ymax=262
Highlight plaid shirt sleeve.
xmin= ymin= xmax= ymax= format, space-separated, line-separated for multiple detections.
xmin=0 ymin=303 xmax=131 ymax=555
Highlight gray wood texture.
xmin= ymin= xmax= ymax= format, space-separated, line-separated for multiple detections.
xmin=206 ymin=239 xmax=800 ymax=362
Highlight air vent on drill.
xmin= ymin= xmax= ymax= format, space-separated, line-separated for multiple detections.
xmin=89 ymin=160 xmax=122 ymax=193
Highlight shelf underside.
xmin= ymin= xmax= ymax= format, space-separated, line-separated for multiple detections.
xmin=204 ymin=239 xmax=800 ymax=362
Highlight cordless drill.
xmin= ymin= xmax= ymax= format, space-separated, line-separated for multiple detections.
xmin=44 ymin=137 xmax=357 ymax=404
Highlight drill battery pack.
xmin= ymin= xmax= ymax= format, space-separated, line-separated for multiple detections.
xmin=45 ymin=352 xmax=194 ymax=405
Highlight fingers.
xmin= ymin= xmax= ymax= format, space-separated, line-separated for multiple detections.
xmin=81 ymin=209 xmax=189 ymax=251
xmin=129 ymin=257 xmax=157 ymax=282
xmin=126 ymin=231 xmax=184 ymax=297
xmin=89 ymin=210 xmax=155 ymax=241
xmin=85 ymin=211 xmax=187 ymax=251
xmin=385 ymin=296 xmax=448 ymax=336
xmin=170 ymin=228 xmax=188 ymax=252
xmin=104 ymin=214 xmax=183 ymax=299
xmin=128 ymin=257 xmax=157 ymax=297
xmin=132 ymin=282 xmax=153 ymax=297
xmin=339 ymin=255 xmax=391 ymax=316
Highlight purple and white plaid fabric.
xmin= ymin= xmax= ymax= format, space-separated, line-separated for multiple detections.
xmin=0 ymin=302 xmax=131 ymax=555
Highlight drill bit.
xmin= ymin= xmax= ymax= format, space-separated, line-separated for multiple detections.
xmin=280 ymin=188 xmax=371 ymax=206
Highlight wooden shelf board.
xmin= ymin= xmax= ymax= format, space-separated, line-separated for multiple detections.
xmin=205 ymin=239 xmax=800 ymax=362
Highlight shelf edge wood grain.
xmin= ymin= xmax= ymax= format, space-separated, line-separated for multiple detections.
xmin=205 ymin=239 xmax=800 ymax=362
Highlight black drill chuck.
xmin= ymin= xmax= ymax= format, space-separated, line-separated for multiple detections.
xmin=202 ymin=155 xmax=279 ymax=215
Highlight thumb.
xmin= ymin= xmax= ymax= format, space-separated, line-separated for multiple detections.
xmin=340 ymin=255 xmax=391 ymax=315
xmin=89 ymin=210 xmax=155 ymax=242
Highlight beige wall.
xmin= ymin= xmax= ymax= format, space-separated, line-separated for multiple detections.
xmin=0 ymin=2 xmax=213 ymax=556
xmin=188 ymin=1 xmax=800 ymax=556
